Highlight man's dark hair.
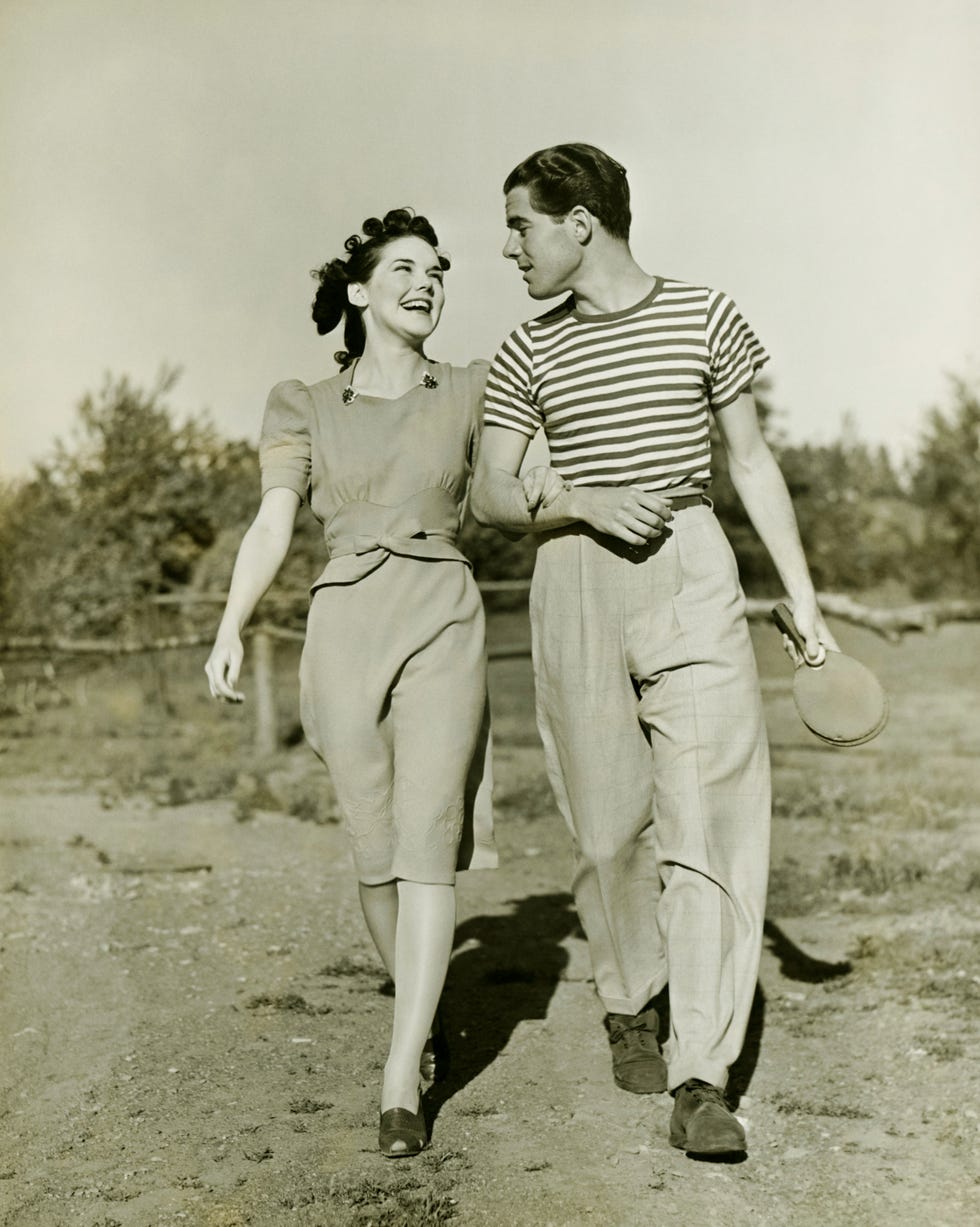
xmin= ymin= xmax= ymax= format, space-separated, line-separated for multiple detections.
xmin=503 ymin=143 xmax=631 ymax=241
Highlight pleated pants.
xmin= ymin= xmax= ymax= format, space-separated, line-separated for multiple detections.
xmin=529 ymin=503 xmax=770 ymax=1091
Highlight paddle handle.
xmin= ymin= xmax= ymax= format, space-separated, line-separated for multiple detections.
xmin=771 ymin=602 xmax=822 ymax=667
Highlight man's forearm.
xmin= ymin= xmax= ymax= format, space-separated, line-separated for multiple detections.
xmin=471 ymin=466 xmax=581 ymax=534
xmin=729 ymin=447 xmax=816 ymax=603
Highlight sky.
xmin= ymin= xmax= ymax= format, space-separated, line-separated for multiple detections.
xmin=1 ymin=0 xmax=978 ymax=477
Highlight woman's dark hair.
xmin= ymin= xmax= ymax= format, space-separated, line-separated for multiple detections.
xmin=503 ymin=143 xmax=631 ymax=241
xmin=310 ymin=208 xmax=449 ymax=369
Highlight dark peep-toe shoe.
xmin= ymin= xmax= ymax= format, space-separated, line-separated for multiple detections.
xmin=379 ymin=1106 xmax=428 ymax=1158
xmin=420 ymin=1010 xmax=450 ymax=1082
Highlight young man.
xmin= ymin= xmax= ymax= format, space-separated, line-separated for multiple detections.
xmin=471 ymin=143 xmax=835 ymax=1157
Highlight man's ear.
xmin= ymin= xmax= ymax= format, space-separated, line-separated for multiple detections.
xmin=565 ymin=205 xmax=595 ymax=245
xmin=348 ymin=282 xmax=368 ymax=308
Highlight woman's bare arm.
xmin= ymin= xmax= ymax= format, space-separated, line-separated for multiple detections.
xmin=205 ymin=487 xmax=301 ymax=701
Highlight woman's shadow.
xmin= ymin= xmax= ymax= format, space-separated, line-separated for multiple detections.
xmin=421 ymin=891 xmax=581 ymax=1126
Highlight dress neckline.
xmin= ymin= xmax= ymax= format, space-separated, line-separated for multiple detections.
xmin=341 ymin=359 xmax=440 ymax=405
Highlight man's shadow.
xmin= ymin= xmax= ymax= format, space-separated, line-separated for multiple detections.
xmin=420 ymin=892 xmax=582 ymax=1126
xmin=397 ymin=900 xmax=850 ymax=1126
xmin=726 ymin=918 xmax=852 ymax=1107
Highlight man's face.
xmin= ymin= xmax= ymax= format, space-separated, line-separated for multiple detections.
xmin=502 ymin=186 xmax=582 ymax=300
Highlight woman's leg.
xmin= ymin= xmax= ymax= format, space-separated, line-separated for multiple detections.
xmin=381 ymin=880 xmax=456 ymax=1115
xmin=358 ymin=881 xmax=398 ymax=978
xmin=375 ymin=572 xmax=482 ymax=1116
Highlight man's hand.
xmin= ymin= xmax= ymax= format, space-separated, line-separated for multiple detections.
xmin=522 ymin=466 xmax=568 ymax=514
xmin=572 ymin=486 xmax=674 ymax=546
xmin=780 ymin=594 xmax=840 ymax=667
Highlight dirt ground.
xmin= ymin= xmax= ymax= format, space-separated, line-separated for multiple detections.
xmin=2 ymin=621 xmax=979 ymax=1226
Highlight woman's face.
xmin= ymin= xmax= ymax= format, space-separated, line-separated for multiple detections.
xmin=350 ymin=235 xmax=446 ymax=346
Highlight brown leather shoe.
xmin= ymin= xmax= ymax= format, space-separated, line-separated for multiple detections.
xmin=669 ymin=1080 xmax=746 ymax=1155
xmin=605 ymin=1007 xmax=668 ymax=1094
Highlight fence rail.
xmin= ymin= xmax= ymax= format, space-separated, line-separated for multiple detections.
xmin=3 ymin=590 xmax=979 ymax=659
xmin=3 ymin=589 xmax=980 ymax=756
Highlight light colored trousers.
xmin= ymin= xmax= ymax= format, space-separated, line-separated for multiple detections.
xmin=530 ymin=503 xmax=770 ymax=1091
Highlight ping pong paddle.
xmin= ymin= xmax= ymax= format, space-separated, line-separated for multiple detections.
xmin=771 ymin=603 xmax=889 ymax=747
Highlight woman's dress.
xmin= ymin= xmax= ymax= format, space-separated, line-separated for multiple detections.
xmin=258 ymin=361 xmax=497 ymax=883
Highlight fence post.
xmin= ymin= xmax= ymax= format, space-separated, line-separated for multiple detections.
xmin=252 ymin=627 xmax=277 ymax=757
xmin=148 ymin=598 xmax=172 ymax=713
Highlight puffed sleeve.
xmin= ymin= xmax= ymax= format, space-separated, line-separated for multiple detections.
xmin=258 ymin=379 xmax=312 ymax=500
xmin=463 ymin=359 xmax=491 ymax=464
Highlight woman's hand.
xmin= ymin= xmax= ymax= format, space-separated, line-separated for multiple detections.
xmin=205 ymin=632 xmax=245 ymax=703
xmin=202 ymin=488 xmax=302 ymax=704
xmin=522 ymin=465 xmax=568 ymax=514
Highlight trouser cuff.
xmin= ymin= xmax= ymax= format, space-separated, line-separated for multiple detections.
xmin=597 ymin=977 xmax=664 ymax=1017
xmin=668 ymin=1060 xmax=729 ymax=1094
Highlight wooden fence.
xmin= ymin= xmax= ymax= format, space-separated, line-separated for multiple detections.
xmin=2 ymin=587 xmax=979 ymax=756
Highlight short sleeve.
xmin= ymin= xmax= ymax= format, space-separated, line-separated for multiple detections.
xmin=705 ymin=291 xmax=770 ymax=409
xmin=484 ymin=327 xmax=542 ymax=439
xmin=258 ymin=380 xmax=312 ymax=500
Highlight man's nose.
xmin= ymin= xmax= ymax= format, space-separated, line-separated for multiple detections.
xmin=502 ymin=233 xmax=520 ymax=259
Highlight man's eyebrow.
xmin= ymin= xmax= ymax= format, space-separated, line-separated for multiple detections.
xmin=506 ymin=213 xmax=529 ymax=228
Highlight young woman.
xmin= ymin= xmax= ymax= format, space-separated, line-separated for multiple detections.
xmin=205 ymin=209 xmax=496 ymax=1157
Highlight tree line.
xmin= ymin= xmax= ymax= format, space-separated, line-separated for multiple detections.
xmin=1 ymin=368 xmax=977 ymax=641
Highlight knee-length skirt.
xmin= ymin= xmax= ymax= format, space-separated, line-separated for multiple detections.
xmin=298 ymin=555 xmax=497 ymax=884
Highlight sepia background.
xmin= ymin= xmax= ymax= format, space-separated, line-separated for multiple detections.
xmin=2 ymin=0 xmax=978 ymax=473
xmin=1 ymin=3 xmax=978 ymax=1225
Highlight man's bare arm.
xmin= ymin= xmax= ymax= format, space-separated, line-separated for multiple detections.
xmin=715 ymin=391 xmax=838 ymax=660
xmin=471 ymin=426 xmax=673 ymax=546
xmin=470 ymin=427 xmax=578 ymax=532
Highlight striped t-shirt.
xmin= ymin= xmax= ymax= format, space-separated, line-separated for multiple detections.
xmin=484 ymin=277 xmax=769 ymax=491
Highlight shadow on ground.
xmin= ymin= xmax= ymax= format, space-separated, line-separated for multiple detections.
xmin=420 ymin=905 xmax=854 ymax=1124
xmin=424 ymin=892 xmax=581 ymax=1124
xmin=728 ymin=919 xmax=852 ymax=1105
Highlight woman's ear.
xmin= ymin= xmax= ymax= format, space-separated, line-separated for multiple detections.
xmin=348 ymin=282 xmax=368 ymax=308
